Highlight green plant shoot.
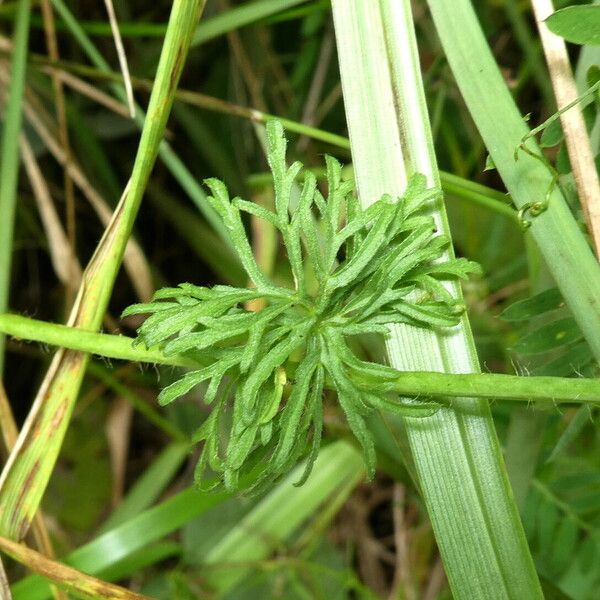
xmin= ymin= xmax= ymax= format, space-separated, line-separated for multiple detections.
xmin=124 ymin=121 xmax=480 ymax=492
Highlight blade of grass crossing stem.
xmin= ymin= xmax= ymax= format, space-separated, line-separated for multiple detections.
xmin=425 ymin=0 xmax=600 ymax=364
xmin=0 ymin=0 xmax=206 ymax=541
xmin=11 ymin=441 xmax=362 ymax=600
xmin=331 ymin=2 xmax=542 ymax=598
xmin=0 ymin=0 xmax=31 ymax=375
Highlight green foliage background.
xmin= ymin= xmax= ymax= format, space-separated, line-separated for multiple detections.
xmin=1 ymin=0 xmax=600 ymax=598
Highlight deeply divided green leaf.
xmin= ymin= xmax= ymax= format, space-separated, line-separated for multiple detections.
xmin=125 ymin=122 xmax=480 ymax=491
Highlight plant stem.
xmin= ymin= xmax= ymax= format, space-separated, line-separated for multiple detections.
xmin=3 ymin=313 xmax=600 ymax=406
xmin=385 ymin=371 xmax=600 ymax=405
xmin=0 ymin=314 xmax=198 ymax=367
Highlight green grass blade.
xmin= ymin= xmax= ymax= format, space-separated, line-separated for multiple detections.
xmin=198 ymin=441 xmax=363 ymax=593
xmin=426 ymin=0 xmax=600 ymax=364
xmin=11 ymin=486 xmax=231 ymax=600
xmin=441 ymin=172 xmax=518 ymax=223
xmin=0 ymin=0 xmax=206 ymax=541
xmin=98 ymin=442 xmax=190 ymax=533
xmin=0 ymin=0 xmax=31 ymax=374
xmin=331 ymin=1 xmax=542 ymax=597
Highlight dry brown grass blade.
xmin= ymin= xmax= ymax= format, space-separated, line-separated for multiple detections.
xmin=389 ymin=484 xmax=416 ymax=600
xmin=297 ymin=29 xmax=334 ymax=152
xmin=104 ymin=0 xmax=135 ymax=118
xmin=105 ymin=397 xmax=133 ymax=507
xmin=532 ymin=0 xmax=600 ymax=257
xmin=246 ymin=187 xmax=277 ymax=312
xmin=0 ymin=535 xmax=153 ymax=599
xmin=219 ymin=0 xmax=268 ymax=112
xmin=423 ymin=558 xmax=447 ymax=600
xmin=18 ymin=86 xmax=153 ymax=303
xmin=0 ymin=556 xmax=11 ymax=600
xmin=19 ymin=135 xmax=82 ymax=286
xmin=40 ymin=67 xmax=131 ymax=118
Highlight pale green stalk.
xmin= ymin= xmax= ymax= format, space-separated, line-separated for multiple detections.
xmin=331 ymin=1 xmax=542 ymax=598
xmin=0 ymin=0 xmax=31 ymax=374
